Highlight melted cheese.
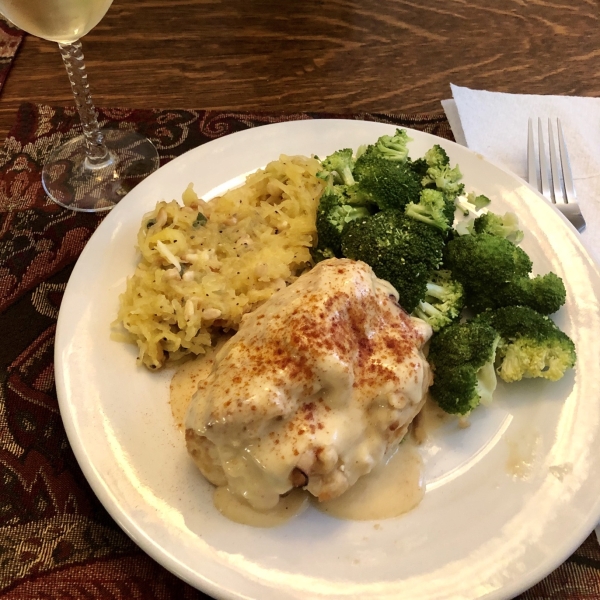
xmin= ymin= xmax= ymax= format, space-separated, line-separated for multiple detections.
xmin=185 ymin=259 xmax=432 ymax=512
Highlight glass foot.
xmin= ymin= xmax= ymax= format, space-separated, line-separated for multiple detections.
xmin=42 ymin=129 xmax=160 ymax=212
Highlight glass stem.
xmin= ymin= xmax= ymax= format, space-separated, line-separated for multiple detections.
xmin=58 ymin=40 xmax=111 ymax=167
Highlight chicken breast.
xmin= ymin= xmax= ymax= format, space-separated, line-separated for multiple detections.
xmin=185 ymin=258 xmax=432 ymax=511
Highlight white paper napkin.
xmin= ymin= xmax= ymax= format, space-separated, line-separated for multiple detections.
xmin=441 ymin=83 xmax=600 ymax=266
xmin=442 ymin=84 xmax=600 ymax=546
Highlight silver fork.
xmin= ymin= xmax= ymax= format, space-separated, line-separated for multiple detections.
xmin=527 ymin=117 xmax=586 ymax=232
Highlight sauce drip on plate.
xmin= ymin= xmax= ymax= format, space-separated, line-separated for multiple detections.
xmin=214 ymin=487 xmax=309 ymax=527
xmin=314 ymin=437 xmax=424 ymax=520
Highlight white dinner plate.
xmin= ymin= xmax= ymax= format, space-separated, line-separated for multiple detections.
xmin=55 ymin=119 xmax=600 ymax=600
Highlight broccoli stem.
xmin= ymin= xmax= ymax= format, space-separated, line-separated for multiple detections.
xmin=415 ymin=300 xmax=444 ymax=319
xmin=425 ymin=282 xmax=448 ymax=301
xmin=406 ymin=210 xmax=437 ymax=229
xmin=455 ymin=197 xmax=478 ymax=215
xmin=339 ymin=167 xmax=355 ymax=186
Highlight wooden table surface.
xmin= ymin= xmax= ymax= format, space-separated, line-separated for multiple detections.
xmin=1 ymin=0 xmax=600 ymax=136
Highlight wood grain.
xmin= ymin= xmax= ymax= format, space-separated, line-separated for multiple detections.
xmin=1 ymin=0 xmax=599 ymax=137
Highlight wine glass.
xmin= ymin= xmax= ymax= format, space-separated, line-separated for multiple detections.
xmin=0 ymin=0 xmax=159 ymax=212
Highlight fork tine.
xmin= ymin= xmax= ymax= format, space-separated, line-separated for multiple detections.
xmin=557 ymin=119 xmax=576 ymax=203
xmin=526 ymin=118 xmax=586 ymax=232
xmin=527 ymin=118 xmax=539 ymax=191
xmin=537 ymin=118 xmax=552 ymax=201
xmin=548 ymin=119 xmax=565 ymax=204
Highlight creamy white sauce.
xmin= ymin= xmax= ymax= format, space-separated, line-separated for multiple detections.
xmin=315 ymin=436 xmax=424 ymax=521
xmin=411 ymin=395 xmax=453 ymax=445
xmin=506 ymin=429 xmax=541 ymax=479
xmin=170 ymin=336 xmax=231 ymax=428
xmin=170 ymin=359 xmax=212 ymax=430
xmin=213 ymin=487 xmax=309 ymax=527
xmin=171 ymin=346 xmax=428 ymax=527
xmin=171 ymin=349 xmax=429 ymax=526
xmin=172 ymin=355 xmax=311 ymax=527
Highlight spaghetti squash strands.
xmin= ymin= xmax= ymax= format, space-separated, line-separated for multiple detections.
xmin=115 ymin=155 xmax=324 ymax=369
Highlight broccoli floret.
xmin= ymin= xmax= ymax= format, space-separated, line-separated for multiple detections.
xmin=475 ymin=306 xmax=576 ymax=382
xmin=412 ymin=269 xmax=465 ymax=331
xmin=444 ymin=233 xmax=533 ymax=314
xmin=405 ymin=188 xmax=454 ymax=232
xmin=317 ymin=149 xmax=356 ymax=186
xmin=312 ymin=186 xmax=372 ymax=261
xmin=428 ymin=322 xmax=500 ymax=415
xmin=311 ymin=246 xmax=336 ymax=263
xmin=422 ymin=144 xmax=465 ymax=200
xmin=341 ymin=209 xmax=445 ymax=312
xmin=496 ymin=273 xmax=566 ymax=315
xmin=444 ymin=219 xmax=566 ymax=314
xmin=470 ymin=193 xmax=491 ymax=211
xmin=473 ymin=211 xmax=524 ymax=243
xmin=455 ymin=192 xmax=491 ymax=216
xmin=444 ymin=233 xmax=533 ymax=290
xmin=423 ymin=145 xmax=449 ymax=169
xmin=445 ymin=227 xmax=564 ymax=314
xmin=442 ymin=194 xmax=458 ymax=226
xmin=409 ymin=157 xmax=429 ymax=180
xmin=349 ymin=151 xmax=422 ymax=211
xmin=468 ymin=272 xmax=567 ymax=315
xmin=374 ymin=128 xmax=412 ymax=162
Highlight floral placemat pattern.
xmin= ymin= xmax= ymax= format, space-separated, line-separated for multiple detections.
xmin=0 ymin=15 xmax=24 ymax=94
xmin=0 ymin=103 xmax=598 ymax=599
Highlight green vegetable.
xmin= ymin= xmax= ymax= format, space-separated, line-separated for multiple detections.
xmin=469 ymin=272 xmax=567 ymax=315
xmin=193 ymin=212 xmax=207 ymax=228
xmin=349 ymin=150 xmax=422 ymax=211
xmin=412 ymin=269 xmax=465 ymax=331
xmin=474 ymin=306 xmax=576 ymax=382
xmin=405 ymin=188 xmax=454 ymax=232
xmin=317 ymin=148 xmax=356 ymax=186
xmin=422 ymin=144 xmax=465 ymax=201
xmin=408 ymin=157 xmax=429 ymax=180
xmin=472 ymin=211 xmax=523 ymax=243
xmin=373 ymin=128 xmax=412 ymax=162
xmin=446 ymin=221 xmax=564 ymax=314
xmin=444 ymin=233 xmax=533 ymax=290
xmin=455 ymin=192 xmax=491 ymax=215
xmin=311 ymin=246 xmax=337 ymax=263
xmin=312 ymin=186 xmax=372 ymax=261
xmin=428 ymin=322 xmax=500 ymax=415
xmin=341 ymin=209 xmax=445 ymax=312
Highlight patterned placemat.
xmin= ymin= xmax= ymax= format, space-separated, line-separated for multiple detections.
xmin=0 ymin=103 xmax=598 ymax=599
xmin=0 ymin=15 xmax=24 ymax=94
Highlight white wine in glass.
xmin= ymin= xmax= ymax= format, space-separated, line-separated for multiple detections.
xmin=0 ymin=0 xmax=159 ymax=212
